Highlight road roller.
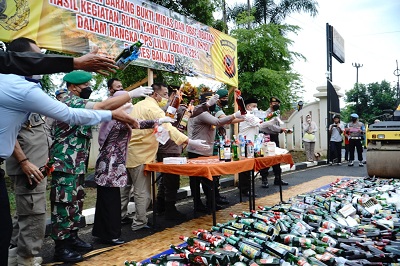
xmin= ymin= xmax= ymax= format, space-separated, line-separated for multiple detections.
xmin=366 ymin=105 xmax=400 ymax=178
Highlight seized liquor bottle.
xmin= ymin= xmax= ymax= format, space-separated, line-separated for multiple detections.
xmin=265 ymin=110 xmax=280 ymax=121
xmin=232 ymin=135 xmax=240 ymax=161
xmin=177 ymin=100 xmax=194 ymax=132
xmin=224 ymin=138 xmax=232 ymax=162
xmin=165 ymin=86 xmax=182 ymax=118
xmin=115 ymin=39 xmax=144 ymax=69
xmin=26 ymin=162 xmax=54 ymax=190
xmin=218 ymin=136 xmax=225 ymax=161
xmin=235 ymin=89 xmax=247 ymax=115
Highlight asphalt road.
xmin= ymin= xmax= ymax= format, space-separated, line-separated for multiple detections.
xmin=39 ymin=154 xmax=369 ymax=265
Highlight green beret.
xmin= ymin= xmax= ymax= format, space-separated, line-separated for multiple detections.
xmin=270 ymin=96 xmax=281 ymax=103
xmin=63 ymin=71 xmax=92 ymax=84
xmin=216 ymin=89 xmax=229 ymax=98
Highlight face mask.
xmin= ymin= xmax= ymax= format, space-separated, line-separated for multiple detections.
xmin=220 ymin=100 xmax=228 ymax=106
xmin=351 ymin=118 xmax=357 ymax=122
xmin=272 ymin=104 xmax=280 ymax=111
xmin=158 ymin=97 xmax=168 ymax=108
xmin=307 ymin=119 xmax=311 ymax=123
xmin=252 ymin=107 xmax=258 ymax=112
xmin=80 ymin=87 xmax=92 ymax=99
xmin=208 ymin=104 xmax=216 ymax=112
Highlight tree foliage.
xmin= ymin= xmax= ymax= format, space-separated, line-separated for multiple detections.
xmin=231 ymin=21 xmax=304 ymax=110
xmin=228 ymin=0 xmax=318 ymax=26
xmin=342 ymin=81 xmax=397 ymax=124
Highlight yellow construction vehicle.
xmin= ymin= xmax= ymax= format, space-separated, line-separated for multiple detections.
xmin=366 ymin=105 xmax=400 ymax=178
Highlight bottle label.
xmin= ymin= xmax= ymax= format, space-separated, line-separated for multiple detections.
xmin=238 ymin=243 xmax=259 ymax=259
xmin=224 ymin=147 xmax=231 ymax=159
xmin=166 ymin=106 xmax=177 ymax=115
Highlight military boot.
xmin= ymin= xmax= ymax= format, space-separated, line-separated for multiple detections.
xmin=69 ymin=230 xmax=93 ymax=251
xmin=54 ymin=240 xmax=83 ymax=263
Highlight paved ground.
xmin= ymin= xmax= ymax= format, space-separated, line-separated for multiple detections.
xmin=40 ymin=151 xmax=368 ymax=265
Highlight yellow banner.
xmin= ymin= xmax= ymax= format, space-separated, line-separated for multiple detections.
xmin=0 ymin=0 xmax=238 ymax=87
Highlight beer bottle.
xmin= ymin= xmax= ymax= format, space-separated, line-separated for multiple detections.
xmin=265 ymin=110 xmax=280 ymax=121
xmin=115 ymin=39 xmax=144 ymax=68
xmin=165 ymin=88 xmax=182 ymax=118
xmin=177 ymin=100 xmax=194 ymax=132
xmin=235 ymin=89 xmax=247 ymax=115
xmin=232 ymin=135 xmax=240 ymax=161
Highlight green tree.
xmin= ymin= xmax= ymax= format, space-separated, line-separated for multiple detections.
xmin=342 ymin=81 xmax=397 ymax=124
xmin=228 ymin=0 xmax=318 ymax=26
xmin=231 ymin=19 xmax=304 ymax=110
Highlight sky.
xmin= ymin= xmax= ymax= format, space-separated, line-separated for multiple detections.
xmin=202 ymin=0 xmax=400 ymax=104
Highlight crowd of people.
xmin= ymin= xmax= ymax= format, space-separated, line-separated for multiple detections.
xmin=1 ymin=35 xmax=367 ymax=266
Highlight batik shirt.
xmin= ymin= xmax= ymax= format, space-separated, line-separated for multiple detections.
xmin=49 ymin=92 xmax=94 ymax=175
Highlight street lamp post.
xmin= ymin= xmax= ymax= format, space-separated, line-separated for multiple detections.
xmin=394 ymin=60 xmax=400 ymax=106
xmin=352 ymin=63 xmax=363 ymax=115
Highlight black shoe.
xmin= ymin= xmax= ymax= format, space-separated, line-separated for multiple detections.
xmin=261 ymin=181 xmax=269 ymax=188
xmin=54 ymin=240 xmax=83 ymax=263
xmin=274 ymin=179 xmax=289 ymax=186
xmin=121 ymin=217 xmax=133 ymax=224
xmin=69 ymin=235 xmax=93 ymax=252
xmin=100 ymin=238 xmax=125 ymax=245
xmin=241 ymin=191 xmax=257 ymax=197
xmin=216 ymin=197 xmax=230 ymax=205
xmin=194 ymin=204 xmax=209 ymax=213
xmin=165 ymin=210 xmax=187 ymax=220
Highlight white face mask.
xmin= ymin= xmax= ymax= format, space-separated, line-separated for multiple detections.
xmin=252 ymin=107 xmax=258 ymax=112
xmin=307 ymin=119 xmax=311 ymax=123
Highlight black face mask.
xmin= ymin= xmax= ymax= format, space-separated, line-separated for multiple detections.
xmin=272 ymin=104 xmax=280 ymax=111
xmin=351 ymin=118 xmax=357 ymax=122
xmin=220 ymin=100 xmax=228 ymax=106
xmin=208 ymin=104 xmax=216 ymax=112
xmin=80 ymin=87 xmax=92 ymax=99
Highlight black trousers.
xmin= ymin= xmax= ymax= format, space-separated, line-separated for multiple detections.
xmin=0 ymin=168 xmax=12 ymax=265
xmin=156 ymin=153 xmax=180 ymax=203
xmin=330 ymin=141 xmax=342 ymax=163
xmin=349 ymin=139 xmax=363 ymax=161
xmin=188 ymin=152 xmax=215 ymax=206
xmin=92 ymin=186 xmax=121 ymax=240
xmin=259 ymin=133 xmax=282 ymax=178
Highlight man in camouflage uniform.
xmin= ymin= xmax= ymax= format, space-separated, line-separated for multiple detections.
xmin=49 ymin=71 xmax=96 ymax=263
xmin=49 ymin=71 xmax=152 ymax=262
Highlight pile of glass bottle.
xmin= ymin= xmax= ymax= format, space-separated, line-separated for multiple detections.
xmin=125 ymin=177 xmax=400 ymax=265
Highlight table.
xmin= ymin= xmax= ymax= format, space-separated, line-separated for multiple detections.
xmin=144 ymin=154 xmax=294 ymax=226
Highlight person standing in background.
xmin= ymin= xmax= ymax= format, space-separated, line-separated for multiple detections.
xmin=328 ymin=114 xmax=344 ymax=165
xmin=345 ymin=113 xmax=365 ymax=167
xmin=302 ymin=114 xmax=318 ymax=162
xmin=259 ymin=97 xmax=291 ymax=187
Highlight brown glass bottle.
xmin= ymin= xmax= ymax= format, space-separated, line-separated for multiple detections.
xmin=166 ymin=89 xmax=181 ymax=118
xmin=235 ymin=89 xmax=247 ymax=115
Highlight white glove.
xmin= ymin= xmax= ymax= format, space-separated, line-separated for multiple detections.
xmin=188 ymin=139 xmax=210 ymax=150
xmin=122 ymin=102 xmax=134 ymax=114
xmin=128 ymin=86 xmax=153 ymax=98
xmin=206 ymin=94 xmax=219 ymax=106
xmin=158 ymin=117 xmax=176 ymax=124
xmin=233 ymin=110 xmax=245 ymax=120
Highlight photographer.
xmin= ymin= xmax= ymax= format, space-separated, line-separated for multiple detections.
xmin=328 ymin=114 xmax=344 ymax=165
